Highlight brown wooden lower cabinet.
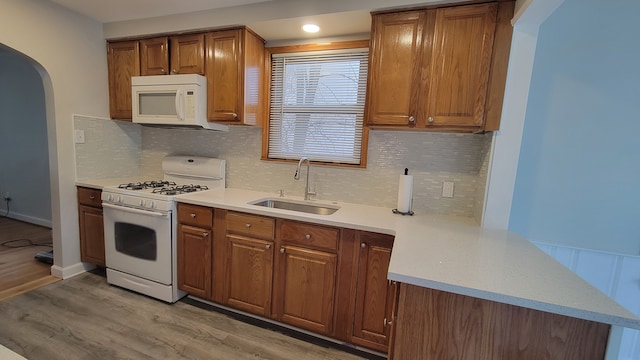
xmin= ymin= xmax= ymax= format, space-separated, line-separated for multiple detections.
xmin=223 ymin=234 xmax=273 ymax=317
xmin=391 ymin=284 xmax=611 ymax=360
xmin=351 ymin=232 xmax=396 ymax=353
xmin=177 ymin=224 xmax=212 ymax=300
xmin=77 ymin=187 xmax=105 ymax=266
xmin=177 ymin=204 xmax=213 ymax=300
xmin=273 ymin=245 xmax=338 ymax=335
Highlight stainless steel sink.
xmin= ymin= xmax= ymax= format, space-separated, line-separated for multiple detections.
xmin=249 ymin=198 xmax=340 ymax=215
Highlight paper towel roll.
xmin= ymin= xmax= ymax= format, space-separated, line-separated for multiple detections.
xmin=396 ymin=174 xmax=413 ymax=213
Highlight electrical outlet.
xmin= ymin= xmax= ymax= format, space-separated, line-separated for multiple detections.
xmin=442 ymin=181 xmax=454 ymax=198
xmin=74 ymin=129 xmax=85 ymax=144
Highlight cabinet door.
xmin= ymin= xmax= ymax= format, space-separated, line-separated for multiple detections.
xmin=425 ymin=3 xmax=497 ymax=128
xmin=205 ymin=29 xmax=242 ymax=121
xmin=224 ymin=235 xmax=274 ymax=317
xmin=275 ymin=246 xmax=337 ymax=335
xmin=170 ymin=33 xmax=205 ymax=75
xmin=140 ymin=37 xmax=168 ymax=75
xmin=352 ymin=233 xmax=395 ymax=352
xmin=177 ymin=224 xmax=212 ymax=299
xmin=107 ymin=41 xmax=140 ymax=120
xmin=78 ymin=204 xmax=105 ymax=266
xmin=366 ymin=11 xmax=426 ymax=127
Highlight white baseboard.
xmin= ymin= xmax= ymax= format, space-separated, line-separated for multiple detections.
xmin=0 ymin=210 xmax=52 ymax=228
xmin=50 ymin=262 xmax=94 ymax=279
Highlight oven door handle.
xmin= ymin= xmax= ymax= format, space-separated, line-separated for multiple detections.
xmin=102 ymin=203 xmax=169 ymax=218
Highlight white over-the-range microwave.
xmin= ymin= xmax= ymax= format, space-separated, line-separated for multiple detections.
xmin=131 ymin=74 xmax=228 ymax=131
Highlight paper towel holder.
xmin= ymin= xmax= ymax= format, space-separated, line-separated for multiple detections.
xmin=394 ymin=167 xmax=414 ymax=215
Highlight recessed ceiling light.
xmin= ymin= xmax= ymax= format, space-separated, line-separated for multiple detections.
xmin=302 ymin=24 xmax=320 ymax=33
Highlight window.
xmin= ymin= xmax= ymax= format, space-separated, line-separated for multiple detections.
xmin=266 ymin=45 xmax=369 ymax=166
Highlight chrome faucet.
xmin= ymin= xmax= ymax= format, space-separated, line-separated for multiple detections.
xmin=294 ymin=157 xmax=316 ymax=200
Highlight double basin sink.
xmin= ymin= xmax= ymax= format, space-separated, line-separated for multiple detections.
xmin=249 ymin=198 xmax=340 ymax=215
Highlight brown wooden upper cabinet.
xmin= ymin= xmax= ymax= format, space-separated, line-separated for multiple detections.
xmin=365 ymin=1 xmax=515 ymax=132
xmin=140 ymin=37 xmax=168 ymax=75
xmin=107 ymin=28 xmax=263 ymax=123
xmin=107 ymin=40 xmax=140 ymax=120
xmin=140 ymin=34 xmax=204 ymax=76
xmin=205 ymin=28 xmax=265 ymax=125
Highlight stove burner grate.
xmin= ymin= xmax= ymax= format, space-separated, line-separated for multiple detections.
xmin=118 ymin=180 xmax=176 ymax=190
xmin=152 ymin=184 xmax=209 ymax=196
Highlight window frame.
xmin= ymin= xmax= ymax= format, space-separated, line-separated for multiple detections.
xmin=262 ymin=40 xmax=371 ymax=168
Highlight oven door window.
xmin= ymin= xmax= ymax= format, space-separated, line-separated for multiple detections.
xmin=114 ymin=222 xmax=157 ymax=261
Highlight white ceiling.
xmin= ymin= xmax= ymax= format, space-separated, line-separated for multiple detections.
xmin=48 ymin=0 xmax=274 ymax=23
xmin=45 ymin=0 xmax=451 ymax=42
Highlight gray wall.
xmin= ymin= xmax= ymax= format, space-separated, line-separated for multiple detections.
xmin=509 ymin=0 xmax=640 ymax=255
xmin=0 ymin=48 xmax=51 ymax=226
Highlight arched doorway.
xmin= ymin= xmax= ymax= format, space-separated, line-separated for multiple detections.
xmin=0 ymin=44 xmax=56 ymax=280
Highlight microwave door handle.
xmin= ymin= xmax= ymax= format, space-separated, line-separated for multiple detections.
xmin=175 ymin=88 xmax=184 ymax=121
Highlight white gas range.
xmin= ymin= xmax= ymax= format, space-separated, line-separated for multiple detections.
xmin=101 ymin=156 xmax=225 ymax=303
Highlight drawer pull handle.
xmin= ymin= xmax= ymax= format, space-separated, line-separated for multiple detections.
xmin=202 ymin=232 xmax=209 ymax=237
xmin=305 ymin=234 xmax=311 ymax=240
xmin=190 ymin=213 xmax=196 ymax=218
xmin=89 ymin=195 xmax=95 ymax=200
xmin=361 ymin=242 xmax=367 ymax=248
xmin=265 ymin=244 xmax=271 ymax=250
xmin=245 ymin=223 xmax=251 ymax=228
xmin=280 ymin=247 xmax=285 ymax=253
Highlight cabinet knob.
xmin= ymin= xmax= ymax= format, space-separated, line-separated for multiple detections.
xmin=172 ymin=69 xmax=177 ymax=74
xmin=384 ymin=318 xmax=393 ymax=326
xmin=305 ymin=234 xmax=311 ymax=240
xmin=280 ymin=247 xmax=285 ymax=253
xmin=408 ymin=116 xmax=415 ymax=124
xmin=190 ymin=213 xmax=196 ymax=218
xmin=202 ymin=232 xmax=209 ymax=237
xmin=361 ymin=242 xmax=366 ymax=248
xmin=232 ymin=113 xmax=238 ymax=119
xmin=265 ymin=244 xmax=271 ymax=250
xmin=428 ymin=116 xmax=434 ymax=123
xmin=245 ymin=223 xmax=251 ymax=228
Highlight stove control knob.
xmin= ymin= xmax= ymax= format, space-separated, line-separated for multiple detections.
xmin=107 ymin=194 xmax=113 ymax=202
xmin=139 ymin=200 xmax=145 ymax=207
xmin=116 ymin=195 xmax=122 ymax=203
xmin=149 ymin=201 xmax=156 ymax=209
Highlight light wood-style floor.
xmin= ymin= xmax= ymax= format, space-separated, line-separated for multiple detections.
xmin=0 ymin=272 xmax=372 ymax=360
xmin=0 ymin=217 xmax=59 ymax=300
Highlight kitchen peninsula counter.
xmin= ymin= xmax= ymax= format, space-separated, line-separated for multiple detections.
xmin=74 ymin=179 xmax=640 ymax=330
xmin=174 ymin=187 xmax=640 ymax=330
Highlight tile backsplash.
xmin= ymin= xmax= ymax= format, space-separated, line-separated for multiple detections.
xmin=74 ymin=116 xmax=492 ymax=219
xmin=74 ymin=115 xmax=141 ymax=180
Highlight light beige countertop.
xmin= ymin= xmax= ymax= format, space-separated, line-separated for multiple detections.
xmin=75 ymin=181 xmax=640 ymax=330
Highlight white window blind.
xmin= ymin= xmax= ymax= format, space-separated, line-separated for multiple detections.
xmin=268 ymin=48 xmax=369 ymax=165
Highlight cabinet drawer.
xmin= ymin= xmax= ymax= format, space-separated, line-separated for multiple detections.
xmin=77 ymin=187 xmax=102 ymax=207
xmin=280 ymin=220 xmax=339 ymax=252
xmin=227 ymin=211 xmax=275 ymax=240
xmin=178 ymin=204 xmax=213 ymax=229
